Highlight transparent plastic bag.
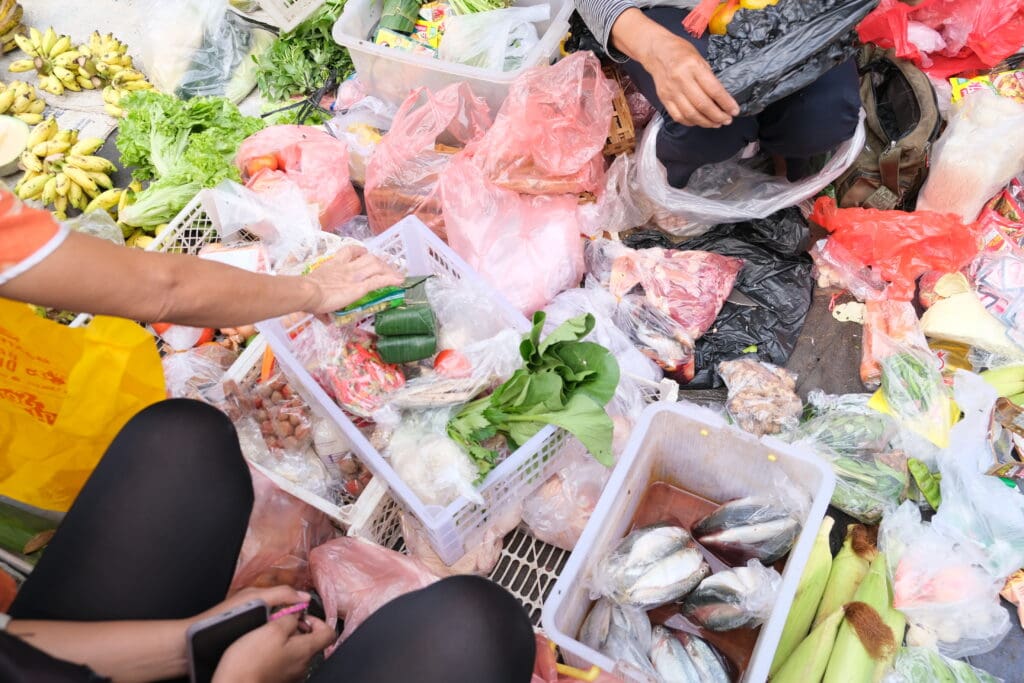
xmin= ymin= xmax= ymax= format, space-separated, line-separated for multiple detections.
xmin=162 ymin=345 xmax=237 ymax=400
xmin=633 ymin=111 xmax=865 ymax=235
xmin=400 ymin=500 xmax=521 ymax=577
xmin=682 ymin=560 xmax=782 ymax=631
xmin=427 ymin=277 xmax=513 ymax=350
xmin=809 ymin=237 xmax=889 ymax=302
xmin=613 ymin=292 xmax=695 ymax=376
xmin=523 ymin=438 xmax=612 ymax=551
xmin=879 ymin=501 xmax=1011 ymax=658
xmin=365 ymin=83 xmax=492 ymax=238
xmin=718 ymin=358 xmax=802 ymax=437
xmin=229 ymin=466 xmax=335 ymax=593
xmin=809 ymin=197 xmax=982 ymax=302
xmin=861 ymin=300 xmax=930 ymax=390
xmin=386 ymin=409 xmax=483 ymax=507
xmin=468 ymin=51 xmax=614 ymax=197
xmin=578 ymin=598 xmax=657 ymax=680
xmin=65 ymin=210 xmax=124 ymax=245
xmin=441 ymin=154 xmax=584 ymax=315
xmin=327 ymin=96 xmax=397 ymax=187
xmin=973 ymin=250 xmax=1024 ymax=351
xmin=139 ymin=0 xmax=274 ymax=102
xmin=310 ymin=536 xmax=439 ymax=646
xmin=236 ymin=125 xmax=362 ymax=231
xmin=885 ymin=646 xmax=1004 ymax=683
xmin=439 ymin=5 xmax=548 ymax=72
xmin=587 ymin=154 xmax=650 ymax=236
xmin=917 ymin=91 xmax=1024 ymax=222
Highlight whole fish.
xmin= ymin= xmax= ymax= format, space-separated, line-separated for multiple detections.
xmin=593 ymin=525 xmax=711 ymax=609
xmin=681 ymin=633 xmax=731 ymax=683
xmin=579 ymin=598 xmax=657 ymax=678
xmin=682 ymin=561 xmax=782 ymax=631
xmin=650 ymin=626 xmax=702 ymax=682
xmin=694 ymin=497 xmax=801 ymax=565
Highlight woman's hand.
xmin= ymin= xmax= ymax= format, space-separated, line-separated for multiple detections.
xmin=212 ymin=611 xmax=336 ymax=683
xmin=305 ymin=245 xmax=404 ymax=314
xmin=610 ymin=8 xmax=740 ymax=128
xmin=195 ymin=585 xmax=311 ymax=624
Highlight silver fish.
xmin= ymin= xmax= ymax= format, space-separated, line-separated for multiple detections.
xmin=694 ymin=497 xmax=801 ymax=564
xmin=682 ymin=562 xmax=782 ymax=631
xmin=594 ymin=525 xmax=711 ymax=609
xmin=650 ymin=626 xmax=702 ymax=682
xmin=579 ymin=598 xmax=657 ymax=678
xmin=681 ymin=633 xmax=731 ymax=683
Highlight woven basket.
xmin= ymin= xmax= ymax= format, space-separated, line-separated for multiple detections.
xmin=603 ymin=64 xmax=637 ymax=157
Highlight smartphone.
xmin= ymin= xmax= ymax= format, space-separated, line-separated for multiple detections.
xmin=186 ymin=599 xmax=269 ymax=683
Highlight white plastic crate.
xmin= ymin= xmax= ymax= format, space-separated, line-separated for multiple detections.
xmin=247 ymin=0 xmax=326 ymax=32
xmin=541 ymin=401 xmax=836 ymax=683
xmin=257 ymin=216 xmax=570 ymax=566
xmin=332 ymin=0 xmax=573 ymax=113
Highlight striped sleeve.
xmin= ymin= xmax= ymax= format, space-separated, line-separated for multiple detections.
xmin=575 ymin=0 xmax=637 ymax=63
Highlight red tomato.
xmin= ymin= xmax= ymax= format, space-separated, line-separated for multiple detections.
xmin=244 ymin=154 xmax=279 ymax=179
xmin=434 ymin=349 xmax=472 ymax=379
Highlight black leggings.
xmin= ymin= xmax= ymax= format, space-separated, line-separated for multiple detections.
xmin=10 ymin=399 xmax=535 ymax=683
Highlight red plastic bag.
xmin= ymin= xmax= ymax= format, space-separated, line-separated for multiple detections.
xmin=809 ymin=197 xmax=982 ymax=301
xmin=364 ymin=83 xmax=492 ymax=239
xmin=229 ymin=466 xmax=335 ymax=593
xmin=469 ymin=51 xmax=615 ymax=196
xmin=857 ymin=0 xmax=1024 ymax=79
xmin=236 ymin=126 xmax=361 ymax=231
xmin=441 ymin=154 xmax=584 ymax=315
xmin=310 ymin=537 xmax=439 ymax=647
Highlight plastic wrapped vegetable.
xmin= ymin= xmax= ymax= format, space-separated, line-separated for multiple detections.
xmin=861 ymin=300 xmax=933 ymax=390
xmin=879 ymin=502 xmax=1010 ymax=658
xmin=387 ymin=409 xmax=484 ymax=507
xmin=310 ymin=537 xmax=439 ymax=646
xmin=885 ymin=646 xmax=1003 ymax=683
xmin=439 ymin=5 xmax=549 ymax=72
xmin=871 ymin=343 xmax=954 ymax=449
xmin=719 ymin=359 xmax=803 ymax=436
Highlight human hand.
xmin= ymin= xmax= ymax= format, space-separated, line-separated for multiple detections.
xmin=212 ymin=611 xmax=336 ymax=683
xmin=195 ymin=585 xmax=311 ymax=625
xmin=306 ymin=245 xmax=404 ymax=314
xmin=642 ymin=33 xmax=740 ymax=128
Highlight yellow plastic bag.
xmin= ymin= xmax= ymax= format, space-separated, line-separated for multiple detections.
xmin=0 ymin=298 xmax=166 ymax=511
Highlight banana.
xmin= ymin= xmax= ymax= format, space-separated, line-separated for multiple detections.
xmin=118 ymin=184 xmax=133 ymax=214
xmin=48 ymin=35 xmax=71 ymax=59
xmin=54 ymin=129 xmax=76 ymax=144
xmin=40 ymin=174 xmax=57 ymax=205
xmin=85 ymin=188 xmax=122 ymax=214
xmin=53 ymin=50 xmax=81 ymax=68
xmin=121 ymin=79 xmax=152 ymax=92
xmin=8 ymin=57 xmax=35 ymax=72
xmin=26 ymin=117 xmax=57 ymax=148
xmin=67 ymin=154 xmax=115 ymax=173
xmin=67 ymin=179 xmax=84 ymax=208
xmin=19 ymin=150 xmax=42 ymax=173
xmin=70 ymin=137 xmax=104 ymax=156
xmin=28 ymin=98 xmax=45 ymax=114
xmin=101 ymin=86 xmax=120 ymax=105
xmin=28 ymin=27 xmax=41 ymax=49
xmin=12 ymin=34 xmax=35 ymax=57
xmin=103 ymin=102 xmax=123 ymax=118
xmin=114 ymin=69 xmax=144 ymax=83
xmin=76 ymin=75 xmax=96 ymax=90
xmin=51 ymin=66 xmax=74 ymax=83
xmin=58 ymin=74 xmax=80 ymax=92
xmin=54 ymin=171 xmax=69 ymax=197
xmin=40 ymin=27 xmax=56 ymax=56
xmin=53 ymin=195 xmax=67 ymax=221
xmin=87 ymin=171 xmax=112 ymax=192
xmin=62 ymin=165 xmax=98 ymax=195
xmin=10 ymin=94 xmax=29 ymax=113
xmin=17 ymin=113 xmax=42 ymax=124
xmin=31 ymin=140 xmax=69 ymax=157
xmin=39 ymin=75 xmax=63 ymax=96
xmin=0 ymin=89 xmax=13 ymax=111
xmin=16 ymin=173 xmax=48 ymax=200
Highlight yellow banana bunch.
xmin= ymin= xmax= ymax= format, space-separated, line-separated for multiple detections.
xmin=101 ymin=69 xmax=154 ymax=118
xmin=10 ymin=27 xmax=81 ymax=95
xmin=16 ymin=117 xmax=121 ymax=218
xmin=0 ymin=79 xmax=44 ymax=124
xmin=0 ymin=0 xmax=25 ymax=54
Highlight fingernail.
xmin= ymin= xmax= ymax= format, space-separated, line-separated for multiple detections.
xmin=298 ymin=591 xmax=311 ymax=601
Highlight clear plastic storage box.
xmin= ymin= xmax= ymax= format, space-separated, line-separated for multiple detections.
xmin=332 ymin=0 xmax=573 ymax=113
xmin=542 ymin=401 xmax=836 ymax=683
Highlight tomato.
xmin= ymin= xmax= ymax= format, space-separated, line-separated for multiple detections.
xmin=434 ymin=349 xmax=472 ymax=379
xmin=243 ymin=154 xmax=279 ymax=179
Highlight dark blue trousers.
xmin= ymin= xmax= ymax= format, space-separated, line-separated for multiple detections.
xmin=621 ymin=6 xmax=862 ymax=187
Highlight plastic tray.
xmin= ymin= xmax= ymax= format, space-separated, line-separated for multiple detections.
xmin=541 ymin=401 xmax=836 ymax=683
xmin=332 ymin=0 xmax=572 ymax=113
xmin=257 ymin=216 xmax=569 ymax=566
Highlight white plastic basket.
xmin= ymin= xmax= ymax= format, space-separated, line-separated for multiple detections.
xmin=248 ymin=0 xmax=326 ymax=32
xmin=332 ymin=0 xmax=573 ymax=113
xmin=257 ymin=216 xmax=570 ymax=566
xmin=541 ymin=401 xmax=836 ymax=683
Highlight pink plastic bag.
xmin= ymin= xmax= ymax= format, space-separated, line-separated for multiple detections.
xmin=858 ymin=0 xmax=1024 ymax=79
xmin=310 ymin=537 xmax=439 ymax=645
xmin=809 ymin=197 xmax=982 ymax=301
xmin=229 ymin=467 xmax=335 ymax=593
xmin=364 ymin=83 xmax=492 ymax=239
xmin=469 ymin=51 xmax=615 ymax=196
xmin=236 ymin=126 xmax=361 ymax=231
xmin=441 ymin=154 xmax=584 ymax=315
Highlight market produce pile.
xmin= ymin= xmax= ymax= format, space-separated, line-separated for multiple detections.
xmin=3 ymin=0 xmax=1024 ymax=681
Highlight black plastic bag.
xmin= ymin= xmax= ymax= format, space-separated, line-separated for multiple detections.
xmin=622 ymin=207 xmax=814 ymax=388
xmin=708 ymin=0 xmax=878 ymax=115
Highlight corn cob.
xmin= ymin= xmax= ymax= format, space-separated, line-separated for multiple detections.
xmin=772 ymin=605 xmax=846 ymax=683
xmin=823 ymin=554 xmax=894 ymax=683
xmin=813 ymin=524 xmax=876 ymax=628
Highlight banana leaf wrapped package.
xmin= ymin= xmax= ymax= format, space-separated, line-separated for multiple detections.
xmin=380 ymin=0 xmax=422 ymax=33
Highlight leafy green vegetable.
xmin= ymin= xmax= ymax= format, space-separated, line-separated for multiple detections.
xmin=881 ymin=352 xmax=940 ymax=415
xmin=116 ymin=91 xmax=264 ymax=227
xmin=447 ymin=312 xmax=620 ymax=477
xmin=253 ymin=0 xmax=354 ymax=101
xmin=448 ymin=0 xmax=510 ymax=14
xmin=830 ymin=454 xmax=907 ymax=524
